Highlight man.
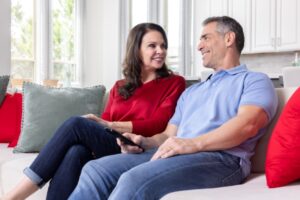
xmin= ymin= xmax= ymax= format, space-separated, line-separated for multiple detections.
xmin=69 ymin=16 xmax=278 ymax=200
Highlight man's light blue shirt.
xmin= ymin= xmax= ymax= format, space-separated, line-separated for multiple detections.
xmin=169 ymin=64 xmax=278 ymax=177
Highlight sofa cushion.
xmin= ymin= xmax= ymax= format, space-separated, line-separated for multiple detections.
xmin=14 ymin=83 xmax=106 ymax=153
xmin=0 ymin=75 xmax=9 ymax=106
xmin=0 ymin=93 xmax=22 ymax=145
xmin=161 ymin=174 xmax=300 ymax=200
xmin=0 ymin=144 xmax=48 ymax=200
xmin=0 ymin=144 xmax=38 ymax=197
xmin=266 ymin=87 xmax=300 ymax=188
xmin=251 ymin=87 xmax=297 ymax=173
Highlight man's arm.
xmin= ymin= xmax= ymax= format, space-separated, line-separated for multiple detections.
xmin=195 ymin=105 xmax=268 ymax=150
xmin=151 ymin=105 xmax=268 ymax=160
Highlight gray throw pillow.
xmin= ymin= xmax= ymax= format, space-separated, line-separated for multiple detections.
xmin=0 ymin=75 xmax=10 ymax=106
xmin=14 ymin=82 xmax=106 ymax=153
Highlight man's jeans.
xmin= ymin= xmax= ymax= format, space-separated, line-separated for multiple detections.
xmin=69 ymin=149 xmax=244 ymax=200
xmin=24 ymin=116 xmax=121 ymax=200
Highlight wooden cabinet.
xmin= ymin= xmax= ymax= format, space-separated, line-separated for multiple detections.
xmin=252 ymin=0 xmax=300 ymax=52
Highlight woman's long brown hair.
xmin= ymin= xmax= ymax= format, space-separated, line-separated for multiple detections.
xmin=119 ymin=23 xmax=171 ymax=99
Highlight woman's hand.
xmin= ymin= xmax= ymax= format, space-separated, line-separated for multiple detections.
xmin=82 ymin=114 xmax=133 ymax=133
xmin=151 ymin=137 xmax=199 ymax=161
xmin=82 ymin=114 xmax=112 ymax=127
xmin=117 ymin=133 xmax=145 ymax=154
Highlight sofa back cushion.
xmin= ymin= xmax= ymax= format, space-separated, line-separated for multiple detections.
xmin=266 ymin=87 xmax=300 ymax=187
xmin=251 ymin=87 xmax=297 ymax=173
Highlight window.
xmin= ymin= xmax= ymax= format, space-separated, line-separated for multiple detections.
xmin=11 ymin=0 xmax=35 ymax=80
xmin=166 ymin=0 xmax=180 ymax=72
xmin=11 ymin=0 xmax=82 ymax=86
xmin=51 ymin=0 xmax=77 ymax=85
xmin=121 ymin=0 xmax=194 ymax=76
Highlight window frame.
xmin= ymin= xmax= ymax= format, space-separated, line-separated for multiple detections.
xmin=11 ymin=0 xmax=84 ymax=86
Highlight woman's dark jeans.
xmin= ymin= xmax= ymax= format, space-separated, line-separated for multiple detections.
xmin=26 ymin=116 xmax=121 ymax=200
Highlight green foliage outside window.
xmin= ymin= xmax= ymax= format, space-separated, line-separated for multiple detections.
xmin=52 ymin=0 xmax=76 ymax=83
xmin=11 ymin=0 xmax=77 ymax=84
xmin=11 ymin=0 xmax=34 ymax=79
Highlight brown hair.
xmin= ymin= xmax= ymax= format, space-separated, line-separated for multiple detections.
xmin=119 ymin=23 xmax=171 ymax=99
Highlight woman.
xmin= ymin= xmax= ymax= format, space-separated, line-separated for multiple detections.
xmin=3 ymin=23 xmax=185 ymax=200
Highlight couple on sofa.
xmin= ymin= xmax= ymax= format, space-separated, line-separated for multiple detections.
xmin=3 ymin=16 xmax=277 ymax=200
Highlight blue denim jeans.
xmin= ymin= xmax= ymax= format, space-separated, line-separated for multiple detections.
xmin=68 ymin=148 xmax=244 ymax=200
xmin=24 ymin=116 xmax=121 ymax=200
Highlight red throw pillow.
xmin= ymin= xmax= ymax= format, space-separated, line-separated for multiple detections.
xmin=0 ymin=94 xmax=16 ymax=142
xmin=8 ymin=93 xmax=23 ymax=147
xmin=266 ymin=87 xmax=300 ymax=188
xmin=0 ymin=93 xmax=22 ymax=146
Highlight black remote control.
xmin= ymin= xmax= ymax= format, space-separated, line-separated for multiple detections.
xmin=105 ymin=127 xmax=143 ymax=150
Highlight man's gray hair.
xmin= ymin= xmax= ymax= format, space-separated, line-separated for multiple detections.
xmin=202 ymin=16 xmax=245 ymax=54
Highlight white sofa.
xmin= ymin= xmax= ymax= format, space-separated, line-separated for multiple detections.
xmin=0 ymin=145 xmax=48 ymax=200
xmin=162 ymin=87 xmax=300 ymax=200
xmin=0 ymin=87 xmax=299 ymax=200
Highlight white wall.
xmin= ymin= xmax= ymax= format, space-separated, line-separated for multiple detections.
xmin=99 ymin=0 xmax=121 ymax=89
xmin=0 ymin=0 xmax=11 ymax=76
xmin=83 ymin=0 xmax=121 ymax=89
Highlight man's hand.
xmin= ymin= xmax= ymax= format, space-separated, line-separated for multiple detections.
xmin=117 ymin=133 xmax=144 ymax=154
xmin=151 ymin=137 xmax=199 ymax=161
